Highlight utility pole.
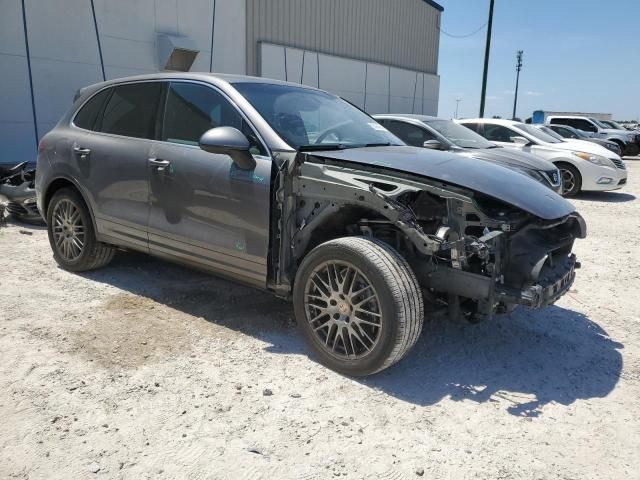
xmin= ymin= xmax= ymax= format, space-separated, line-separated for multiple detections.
xmin=479 ymin=0 xmax=495 ymax=118
xmin=455 ymin=98 xmax=461 ymax=119
xmin=512 ymin=50 xmax=524 ymax=120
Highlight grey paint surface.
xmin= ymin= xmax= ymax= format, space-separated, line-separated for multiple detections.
xmin=310 ymin=146 xmax=573 ymax=220
xmin=37 ymin=73 xmax=574 ymax=293
xmin=245 ymin=0 xmax=441 ymax=76
xmin=374 ymin=114 xmax=561 ymax=191
xmin=37 ymin=74 xmax=279 ymax=287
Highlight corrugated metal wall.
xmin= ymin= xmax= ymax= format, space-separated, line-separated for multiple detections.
xmin=245 ymin=0 xmax=441 ymax=76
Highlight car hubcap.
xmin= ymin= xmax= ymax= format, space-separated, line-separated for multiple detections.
xmin=561 ymin=169 xmax=575 ymax=194
xmin=304 ymin=261 xmax=382 ymax=360
xmin=52 ymin=199 xmax=85 ymax=261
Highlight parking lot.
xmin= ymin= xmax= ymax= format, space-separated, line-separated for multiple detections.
xmin=1 ymin=159 xmax=639 ymax=479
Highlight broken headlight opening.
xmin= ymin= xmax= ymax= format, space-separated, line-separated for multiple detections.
xmin=273 ymin=154 xmax=585 ymax=323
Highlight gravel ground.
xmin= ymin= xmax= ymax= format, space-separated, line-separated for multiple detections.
xmin=1 ymin=161 xmax=639 ymax=480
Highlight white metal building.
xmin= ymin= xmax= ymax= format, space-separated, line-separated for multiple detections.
xmin=0 ymin=0 xmax=443 ymax=164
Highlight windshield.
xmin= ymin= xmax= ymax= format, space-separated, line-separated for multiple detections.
xmin=536 ymin=125 xmax=565 ymax=141
xmin=516 ymin=123 xmax=562 ymax=143
xmin=232 ymin=82 xmax=402 ymax=150
xmin=426 ymin=119 xmax=495 ymax=149
xmin=591 ymin=118 xmax=609 ymax=129
xmin=604 ymin=120 xmax=624 ymax=130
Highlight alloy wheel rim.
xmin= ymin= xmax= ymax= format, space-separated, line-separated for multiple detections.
xmin=561 ymin=169 xmax=575 ymax=195
xmin=52 ymin=199 xmax=85 ymax=261
xmin=304 ymin=261 xmax=382 ymax=360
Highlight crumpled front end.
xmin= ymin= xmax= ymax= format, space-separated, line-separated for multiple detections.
xmin=273 ymin=151 xmax=585 ymax=321
xmin=410 ymin=198 xmax=586 ymax=319
xmin=0 ymin=167 xmax=41 ymax=222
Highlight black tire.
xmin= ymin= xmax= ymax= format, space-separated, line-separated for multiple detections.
xmin=46 ymin=188 xmax=114 ymax=272
xmin=293 ymin=236 xmax=424 ymax=376
xmin=557 ymin=162 xmax=582 ymax=197
xmin=623 ymin=142 xmax=639 ymax=157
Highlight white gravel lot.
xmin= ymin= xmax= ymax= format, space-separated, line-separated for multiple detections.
xmin=1 ymin=161 xmax=639 ymax=480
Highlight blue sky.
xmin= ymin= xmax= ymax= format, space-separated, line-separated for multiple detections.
xmin=436 ymin=0 xmax=640 ymax=121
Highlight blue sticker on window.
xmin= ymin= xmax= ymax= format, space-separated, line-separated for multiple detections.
xmin=230 ymin=164 xmax=265 ymax=184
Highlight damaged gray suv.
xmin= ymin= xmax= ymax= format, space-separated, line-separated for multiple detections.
xmin=36 ymin=74 xmax=586 ymax=376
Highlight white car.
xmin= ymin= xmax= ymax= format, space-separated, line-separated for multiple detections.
xmin=457 ymin=118 xmax=627 ymax=197
xmin=545 ymin=115 xmax=640 ymax=156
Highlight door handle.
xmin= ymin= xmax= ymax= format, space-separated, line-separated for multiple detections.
xmin=73 ymin=146 xmax=91 ymax=160
xmin=148 ymin=158 xmax=171 ymax=172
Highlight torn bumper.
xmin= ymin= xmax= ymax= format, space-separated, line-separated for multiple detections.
xmin=494 ymin=254 xmax=578 ymax=309
xmin=0 ymin=182 xmax=41 ymax=221
xmin=413 ymin=253 xmax=579 ymax=313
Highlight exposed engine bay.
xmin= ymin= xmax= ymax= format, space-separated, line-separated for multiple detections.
xmin=269 ymin=151 xmax=586 ymax=322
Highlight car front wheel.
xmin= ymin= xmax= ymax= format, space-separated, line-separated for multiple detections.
xmin=293 ymin=237 xmax=424 ymax=376
xmin=558 ymin=163 xmax=582 ymax=197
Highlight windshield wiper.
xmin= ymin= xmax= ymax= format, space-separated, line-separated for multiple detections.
xmin=297 ymin=144 xmax=348 ymax=151
xmin=363 ymin=142 xmax=392 ymax=147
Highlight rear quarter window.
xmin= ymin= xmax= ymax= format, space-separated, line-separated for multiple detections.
xmin=73 ymin=89 xmax=111 ymax=131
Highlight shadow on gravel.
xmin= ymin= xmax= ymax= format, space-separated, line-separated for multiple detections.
xmin=81 ymin=251 xmax=623 ymax=417
xmin=80 ymin=250 xmax=304 ymax=354
xmin=2 ymin=216 xmax=47 ymax=230
xmin=574 ymin=191 xmax=636 ymax=203
xmin=362 ymin=306 xmax=623 ymax=417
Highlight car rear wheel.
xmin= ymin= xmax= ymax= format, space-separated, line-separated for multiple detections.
xmin=557 ymin=163 xmax=582 ymax=197
xmin=293 ymin=236 xmax=424 ymax=376
xmin=47 ymin=188 xmax=115 ymax=271
xmin=623 ymin=142 xmax=639 ymax=157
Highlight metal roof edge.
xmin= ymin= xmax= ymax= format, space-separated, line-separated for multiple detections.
xmin=422 ymin=0 xmax=444 ymax=12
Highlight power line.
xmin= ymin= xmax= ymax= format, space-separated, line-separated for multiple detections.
xmin=438 ymin=21 xmax=488 ymax=39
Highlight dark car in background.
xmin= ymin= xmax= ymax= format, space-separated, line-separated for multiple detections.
xmin=374 ymin=114 xmax=561 ymax=193
xmin=36 ymin=73 xmax=584 ymax=376
xmin=542 ymin=124 xmax=622 ymax=155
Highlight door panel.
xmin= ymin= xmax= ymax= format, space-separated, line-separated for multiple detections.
xmin=147 ymin=81 xmax=272 ymax=287
xmin=71 ymin=82 xmax=163 ymax=250
xmin=74 ymin=131 xmax=151 ymax=250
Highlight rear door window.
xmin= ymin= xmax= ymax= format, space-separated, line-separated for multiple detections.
xmin=483 ymin=124 xmax=519 ymax=143
xmin=74 ymin=88 xmax=111 ymax=131
xmin=162 ymin=82 xmax=266 ymax=155
xmin=570 ymin=119 xmax=597 ymax=132
xmin=98 ymin=82 xmax=163 ymax=139
xmin=556 ymin=126 xmax=578 ymax=138
xmin=549 ymin=118 xmax=569 ymax=126
xmin=384 ymin=120 xmax=434 ymax=147
xmin=461 ymin=122 xmax=482 ymax=134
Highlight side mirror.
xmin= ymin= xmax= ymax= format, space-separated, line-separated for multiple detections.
xmin=199 ymin=126 xmax=256 ymax=170
xmin=510 ymin=136 xmax=530 ymax=146
xmin=423 ymin=140 xmax=444 ymax=150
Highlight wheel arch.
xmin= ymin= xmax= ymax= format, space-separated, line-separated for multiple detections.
xmin=605 ymin=136 xmax=624 ymax=146
xmin=550 ymin=156 xmax=581 ymax=171
xmin=296 ymin=204 xmax=387 ymax=258
xmin=43 ymin=176 xmax=98 ymax=233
